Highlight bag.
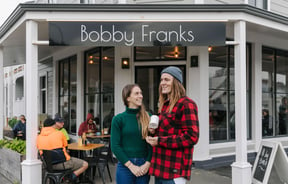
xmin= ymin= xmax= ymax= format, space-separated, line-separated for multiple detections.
xmin=50 ymin=148 xmax=66 ymax=165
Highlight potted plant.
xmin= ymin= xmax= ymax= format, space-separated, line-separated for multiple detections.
xmin=0 ymin=138 xmax=26 ymax=184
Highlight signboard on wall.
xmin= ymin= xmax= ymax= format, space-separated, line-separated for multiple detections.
xmin=49 ymin=22 xmax=226 ymax=46
xmin=252 ymin=141 xmax=288 ymax=184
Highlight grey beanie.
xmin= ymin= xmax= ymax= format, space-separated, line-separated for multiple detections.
xmin=161 ymin=66 xmax=183 ymax=83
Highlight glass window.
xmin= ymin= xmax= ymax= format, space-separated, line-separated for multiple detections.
xmin=59 ymin=55 xmax=77 ymax=134
xmin=209 ymin=44 xmax=251 ymax=142
xmin=262 ymin=47 xmax=288 ymax=137
xmin=84 ymin=47 xmax=115 ymax=131
xmin=15 ymin=77 xmax=24 ymax=100
xmin=134 ymin=46 xmax=186 ymax=61
xmin=40 ymin=75 xmax=47 ymax=114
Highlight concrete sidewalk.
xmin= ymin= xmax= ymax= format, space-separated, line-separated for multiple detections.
xmin=93 ymin=164 xmax=232 ymax=184
xmin=93 ymin=163 xmax=285 ymax=184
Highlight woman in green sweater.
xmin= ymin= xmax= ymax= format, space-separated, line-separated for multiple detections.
xmin=111 ymin=84 xmax=152 ymax=184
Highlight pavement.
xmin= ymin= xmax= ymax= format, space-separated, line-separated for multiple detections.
xmin=93 ymin=163 xmax=286 ymax=184
xmin=93 ymin=164 xmax=232 ymax=184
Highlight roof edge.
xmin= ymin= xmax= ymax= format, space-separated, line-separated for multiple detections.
xmin=1 ymin=3 xmax=288 ymax=39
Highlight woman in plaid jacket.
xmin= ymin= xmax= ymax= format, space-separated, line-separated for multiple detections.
xmin=146 ymin=66 xmax=199 ymax=184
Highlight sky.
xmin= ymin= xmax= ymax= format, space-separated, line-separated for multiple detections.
xmin=0 ymin=0 xmax=28 ymax=26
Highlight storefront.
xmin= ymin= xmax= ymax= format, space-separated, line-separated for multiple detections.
xmin=1 ymin=3 xmax=288 ymax=184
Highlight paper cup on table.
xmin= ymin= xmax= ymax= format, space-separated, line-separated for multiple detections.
xmin=149 ymin=115 xmax=159 ymax=129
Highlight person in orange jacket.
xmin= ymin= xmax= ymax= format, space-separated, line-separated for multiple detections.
xmin=37 ymin=118 xmax=88 ymax=181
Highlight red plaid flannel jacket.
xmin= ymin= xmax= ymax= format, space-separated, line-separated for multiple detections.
xmin=149 ymin=96 xmax=199 ymax=180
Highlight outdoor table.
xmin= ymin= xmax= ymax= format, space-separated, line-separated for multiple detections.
xmin=86 ymin=134 xmax=110 ymax=139
xmin=68 ymin=142 xmax=105 ymax=151
xmin=68 ymin=142 xmax=105 ymax=183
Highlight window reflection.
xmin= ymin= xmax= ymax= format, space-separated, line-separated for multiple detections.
xmin=209 ymin=44 xmax=251 ymax=142
xmin=85 ymin=47 xmax=115 ymax=131
xmin=59 ymin=55 xmax=77 ymax=134
xmin=135 ymin=46 xmax=186 ymax=61
xmin=261 ymin=47 xmax=288 ymax=137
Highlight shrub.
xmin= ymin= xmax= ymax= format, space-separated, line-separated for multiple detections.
xmin=0 ymin=138 xmax=26 ymax=155
xmin=8 ymin=117 xmax=18 ymax=129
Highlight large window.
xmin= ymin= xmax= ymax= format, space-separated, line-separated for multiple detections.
xmin=134 ymin=46 xmax=186 ymax=61
xmin=40 ymin=74 xmax=47 ymax=114
xmin=84 ymin=47 xmax=114 ymax=131
xmin=59 ymin=55 xmax=77 ymax=134
xmin=262 ymin=47 xmax=288 ymax=137
xmin=209 ymin=44 xmax=251 ymax=142
xmin=15 ymin=76 xmax=24 ymax=100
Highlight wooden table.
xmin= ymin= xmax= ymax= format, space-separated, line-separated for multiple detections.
xmin=68 ymin=143 xmax=105 ymax=182
xmin=68 ymin=142 xmax=105 ymax=151
xmin=86 ymin=134 xmax=111 ymax=139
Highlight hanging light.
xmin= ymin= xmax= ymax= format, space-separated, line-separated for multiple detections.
xmin=174 ymin=46 xmax=179 ymax=58
xmin=208 ymin=46 xmax=213 ymax=52
xmin=88 ymin=55 xmax=94 ymax=64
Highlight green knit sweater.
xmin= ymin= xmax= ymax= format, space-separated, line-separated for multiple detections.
xmin=111 ymin=107 xmax=152 ymax=165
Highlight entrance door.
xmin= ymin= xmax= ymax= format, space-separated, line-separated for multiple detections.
xmin=135 ymin=65 xmax=185 ymax=114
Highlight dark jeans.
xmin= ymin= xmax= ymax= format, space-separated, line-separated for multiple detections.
xmin=155 ymin=177 xmax=187 ymax=184
xmin=116 ymin=158 xmax=150 ymax=184
xmin=155 ymin=177 xmax=175 ymax=184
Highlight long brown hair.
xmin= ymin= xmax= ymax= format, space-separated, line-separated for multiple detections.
xmin=122 ymin=84 xmax=150 ymax=138
xmin=158 ymin=78 xmax=186 ymax=113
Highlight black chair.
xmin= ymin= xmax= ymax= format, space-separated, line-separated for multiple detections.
xmin=39 ymin=149 xmax=74 ymax=184
xmin=83 ymin=140 xmax=112 ymax=184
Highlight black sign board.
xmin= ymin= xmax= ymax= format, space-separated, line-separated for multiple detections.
xmin=49 ymin=22 xmax=226 ymax=46
xmin=253 ymin=146 xmax=272 ymax=182
xmin=252 ymin=141 xmax=288 ymax=184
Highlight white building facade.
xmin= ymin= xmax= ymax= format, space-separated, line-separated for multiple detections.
xmin=1 ymin=0 xmax=288 ymax=183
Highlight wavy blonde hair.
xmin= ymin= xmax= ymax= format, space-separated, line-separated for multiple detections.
xmin=122 ymin=84 xmax=150 ymax=138
xmin=158 ymin=78 xmax=186 ymax=113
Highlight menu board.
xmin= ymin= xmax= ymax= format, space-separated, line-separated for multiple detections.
xmin=253 ymin=146 xmax=272 ymax=182
xmin=252 ymin=141 xmax=278 ymax=184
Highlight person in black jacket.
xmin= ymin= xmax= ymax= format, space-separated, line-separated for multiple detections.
xmin=13 ymin=115 xmax=26 ymax=140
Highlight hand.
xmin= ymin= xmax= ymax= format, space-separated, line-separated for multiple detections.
xmin=146 ymin=136 xmax=158 ymax=147
xmin=139 ymin=161 xmax=150 ymax=175
xmin=148 ymin=128 xmax=155 ymax=134
xmin=128 ymin=164 xmax=142 ymax=177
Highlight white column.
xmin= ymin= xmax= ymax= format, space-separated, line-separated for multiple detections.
xmin=77 ymin=51 xmax=84 ymax=134
xmin=252 ymin=43 xmax=262 ymax=150
xmin=188 ymin=46 xmax=210 ymax=161
xmin=21 ymin=20 xmax=42 ymax=184
xmin=0 ymin=47 xmax=3 ymax=139
xmin=231 ymin=20 xmax=252 ymax=184
xmin=114 ymin=46 xmax=133 ymax=115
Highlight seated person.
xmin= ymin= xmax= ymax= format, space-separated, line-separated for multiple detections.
xmin=103 ymin=108 xmax=114 ymax=134
xmin=12 ymin=115 xmax=26 ymax=140
xmin=78 ymin=113 xmax=97 ymax=136
xmin=37 ymin=118 xmax=88 ymax=182
xmin=54 ymin=113 xmax=71 ymax=143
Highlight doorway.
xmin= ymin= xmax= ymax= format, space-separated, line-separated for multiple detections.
xmin=135 ymin=65 xmax=185 ymax=114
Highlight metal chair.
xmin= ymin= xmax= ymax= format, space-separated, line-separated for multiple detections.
xmin=83 ymin=140 xmax=112 ymax=184
xmin=39 ymin=149 xmax=74 ymax=184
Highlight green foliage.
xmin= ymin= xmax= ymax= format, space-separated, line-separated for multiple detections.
xmin=0 ymin=138 xmax=26 ymax=155
xmin=8 ymin=117 xmax=18 ymax=129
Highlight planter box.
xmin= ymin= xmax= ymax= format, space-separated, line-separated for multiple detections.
xmin=0 ymin=148 xmax=24 ymax=184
